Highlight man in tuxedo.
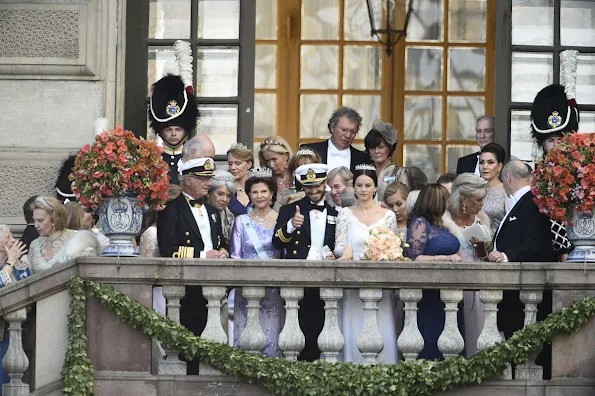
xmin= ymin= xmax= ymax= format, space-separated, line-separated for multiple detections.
xmin=273 ymin=163 xmax=338 ymax=361
xmin=301 ymin=107 xmax=371 ymax=173
xmin=456 ymin=115 xmax=494 ymax=175
xmin=157 ymin=157 xmax=228 ymax=373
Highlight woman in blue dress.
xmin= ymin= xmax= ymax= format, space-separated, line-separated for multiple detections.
xmin=229 ymin=169 xmax=284 ymax=358
xmin=407 ymin=184 xmax=461 ymax=360
xmin=227 ymin=143 xmax=254 ymax=215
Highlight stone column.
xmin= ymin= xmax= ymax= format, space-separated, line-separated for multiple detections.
xmin=2 ymin=308 xmax=29 ymax=396
xmin=157 ymin=285 xmax=186 ymax=375
xmin=437 ymin=289 xmax=464 ymax=359
xmin=478 ymin=290 xmax=511 ymax=379
xmin=516 ymin=290 xmax=544 ymax=380
xmin=200 ymin=286 xmax=228 ymax=375
xmin=397 ymin=289 xmax=424 ymax=361
xmin=357 ymin=289 xmax=384 ymax=364
xmin=278 ymin=287 xmax=305 ymax=360
xmin=239 ymin=287 xmax=266 ymax=354
xmin=317 ymin=288 xmax=344 ymax=362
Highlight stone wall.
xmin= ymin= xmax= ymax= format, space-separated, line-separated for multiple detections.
xmin=0 ymin=0 xmax=123 ymax=231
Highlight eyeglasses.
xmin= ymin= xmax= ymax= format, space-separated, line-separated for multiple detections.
xmin=335 ymin=125 xmax=358 ymax=135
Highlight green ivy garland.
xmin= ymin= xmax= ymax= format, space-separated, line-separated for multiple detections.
xmin=62 ymin=277 xmax=595 ymax=396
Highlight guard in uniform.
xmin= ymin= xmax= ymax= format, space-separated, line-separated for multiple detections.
xmin=148 ymin=40 xmax=198 ymax=185
xmin=273 ymin=163 xmax=338 ymax=361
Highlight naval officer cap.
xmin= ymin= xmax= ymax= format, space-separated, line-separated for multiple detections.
xmin=177 ymin=157 xmax=215 ymax=178
xmin=295 ymin=163 xmax=328 ymax=186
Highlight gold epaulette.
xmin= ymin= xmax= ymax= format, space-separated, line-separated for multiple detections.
xmin=275 ymin=228 xmax=292 ymax=243
xmin=173 ymin=246 xmax=195 ymax=259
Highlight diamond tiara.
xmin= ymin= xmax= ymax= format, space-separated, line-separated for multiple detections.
xmin=355 ymin=164 xmax=376 ymax=172
xmin=213 ymin=173 xmax=235 ymax=184
xmin=294 ymin=149 xmax=316 ymax=157
xmin=260 ymin=139 xmax=287 ymax=148
xmin=229 ymin=142 xmax=252 ymax=151
xmin=248 ymin=167 xmax=273 ymax=179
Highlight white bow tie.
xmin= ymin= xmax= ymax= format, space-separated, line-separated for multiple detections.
xmin=336 ymin=148 xmax=350 ymax=158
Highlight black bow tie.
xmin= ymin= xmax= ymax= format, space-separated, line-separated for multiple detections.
xmin=307 ymin=202 xmax=325 ymax=212
xmin=187 ymin=198 xmax=204 ymax=208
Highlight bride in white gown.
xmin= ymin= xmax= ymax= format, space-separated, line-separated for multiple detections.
xmin=334 ymin=165 xmax=399 ymax=364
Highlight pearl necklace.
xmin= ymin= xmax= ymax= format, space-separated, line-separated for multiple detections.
xmin=253 ymin=209 xmax=272 ymax=223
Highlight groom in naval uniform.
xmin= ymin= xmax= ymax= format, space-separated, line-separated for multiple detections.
xmin=273 ymin=162 xmax=338 ymax=361
xmin=157 ymin=157 xmax=228 ymax=374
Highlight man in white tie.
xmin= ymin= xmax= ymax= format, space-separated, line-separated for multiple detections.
xmin=301 ymin=107 xmax=371 ymax=173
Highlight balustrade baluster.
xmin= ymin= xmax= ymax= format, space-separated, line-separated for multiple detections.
xmin=239 ymin=287 xmax=266 ymax=354
xmin=478 ymin=290 xmax=511 ymax=379
xmin=437 ymin=290 xmax=464 ymax=358
xmin=278 ymin=287 xmax=305 ymax=360
xmin=397 ymin=289 xmax=424 ymax=361
xmin=2 ymin=308 xmax=29 ymax=396
xmin=516 ymin=290 xmax=544 ymax=380
xmin=357 ymin=289 xmax=384 ymax=364
xmin=200 ymin=286 xmax=228 ymax=375
xmin=157 ymin=286 xmax=186 ymax=375
xmin=317 ymin=288 xmax=344 ymax=362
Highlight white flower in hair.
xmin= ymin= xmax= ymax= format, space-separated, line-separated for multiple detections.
xmin=248 ymin=167 xmax=273 ymax=179
xmin=355 ymin=164 xmax=376 ymax=171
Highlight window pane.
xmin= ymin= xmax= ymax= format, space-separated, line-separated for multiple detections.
xmin=147 ymin=46 xmax=176 ymax=93
xmin=302 ymin=0 xmax=339 ymax=40
xmin=198 ymin=105 xmax=238 ymax=155
xmin=512 ymin=0 xmax=554 ymax=46
xmin=576 ymin=55 xmax=595 ymax=105
xmin=446 ymin=146 xmax=478 ymax=173
xmin=510 ymin=110 xmax=533 ymax=162
xmin=300 ymin=45 xmax=339 ymax=89
xmin=404 ymin=96 xmax=442 ymax=140
xmin=447 ymin=97 xmax=485 ymax=141
xmin=300 ymin=94 xmax=338 ymax=138
xmin=344 ymin=0 xmax=379 ymax=41
xmin=511 ymin=52 xmax=553 ymax=103
xmin=255 ymin=45 xmax=277 ymax=89
xmin=343 ymin=46 xmax=382 ymax=90
xmin=196 ymin=47 xmax=239 ymax=97
xmin=405 ymin=47 xmax=443 ymax=91
xmin=197 ymin=0 xmax=239 ymax=39
xmin=342 ymin=94 xmax=381 ymax=134
xmin=449 ymin=0 xmax=487 ymax=43
xmin=561 ymin=0 xmax=595 ymax=46
xmin=578 ymin=111 xmax=595 ymax=132
xmin=149 ymin=0 xmax=191 ymax=39
xmin=404 ymin=145 xmax=441 ymax=184
xmin=254 ymin=93 xmax=276 ymax=138
xmin=448 ymin=48 xmax=485 ymax=92
xmin=256 ymin=0 xmax=278 ymax=40
xmin=407 ymin=0 xmax=443 ymax=42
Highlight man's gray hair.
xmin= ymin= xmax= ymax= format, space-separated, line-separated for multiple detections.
xmin=182 ymin=138 xmax=204 ymax=160
xmin=341 ymin=189 xmax=357 ymax=208
xmin=327 ymin=166 xmax=353 ymax=186
xmin=502 ymin=160 xmax=532 ymax=180
xmin=476 ymin=114 xmax=495 ymax=128
xmin=328 ymin=106 xmax=362 ymax=132
xmin=447 ymin=173 xmax=487 ymax=218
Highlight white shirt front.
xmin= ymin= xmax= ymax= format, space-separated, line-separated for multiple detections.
xmin=286 ymin=200 xmax=327 ymax=259
xmin=183 ymin=192 xmax=213 ymax=257
xmin=474 ymin=154 xmax=481 ymax=177
xmin=493 ymin=185 xmax=531 ymax=254
xmin=326 ymin=139 xmax=351 ymax=171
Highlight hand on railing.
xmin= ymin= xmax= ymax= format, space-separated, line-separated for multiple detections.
xmin=336 ymin=246 xmax=353 ymax=260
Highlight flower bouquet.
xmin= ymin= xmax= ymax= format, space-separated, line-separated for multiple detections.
xmin=360 ymin=226 xmax=409 ymax=261
xmin=70 ymin=125 xmax=170 ymax=256
xmin=532 ymin=132 xmax=595 ymax=224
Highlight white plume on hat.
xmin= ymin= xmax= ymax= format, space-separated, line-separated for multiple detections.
xmin=560 ymin=49 xmax=578 ymax=101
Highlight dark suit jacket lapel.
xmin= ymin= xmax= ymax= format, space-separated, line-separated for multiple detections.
xmin=178 ymin=195 xmax=203 ymax=242
xmin=495 ymin=191 xmax=530 ymax=243
xmin=323 ymin=204 xmax=338 ymax=248
xmin=320 ymin=140 xmax=329 ymax=163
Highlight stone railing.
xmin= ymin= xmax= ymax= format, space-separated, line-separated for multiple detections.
xmin=1 ymin=258 xmax=595 ymax=395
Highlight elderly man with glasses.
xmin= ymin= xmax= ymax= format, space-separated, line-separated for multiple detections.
xmin=301 ymin=106 xmax=371 ymax=173
xmin=456 ymin=115 xmax=495 ymax=175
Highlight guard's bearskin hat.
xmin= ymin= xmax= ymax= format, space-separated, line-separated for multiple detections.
xmin=530 ymin=50 xmax=580 ymax=146
xmin=55 ymin=155 xmax=76 ymax=203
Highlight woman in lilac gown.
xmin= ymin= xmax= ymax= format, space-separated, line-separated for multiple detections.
xmin=407 ymin=184 xmax=461 ymax=360
xmin=229 ymin=170 xmax=284 ymax=358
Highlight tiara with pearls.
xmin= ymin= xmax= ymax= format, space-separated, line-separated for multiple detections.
xmin=294 ymin=149 xmax=317 ymax=157
xmin=212 ymin=172 xmax=235 ymax=184
xmin=260 ymin=139 xmax=287 ymax=148
xmin=355 ymin=164 xmax=376 ymax=172
xmin=248 ymin=167 xmax=273 ymax=179
xmin=229 ymin=142 xmax=252 ymax=151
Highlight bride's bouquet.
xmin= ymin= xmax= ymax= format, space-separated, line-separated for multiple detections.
xmin=360 ymin=226 xmax=409 ymax=261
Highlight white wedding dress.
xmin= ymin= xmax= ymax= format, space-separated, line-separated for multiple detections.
xmin=334 ymin=207 xmax=399 ymax=364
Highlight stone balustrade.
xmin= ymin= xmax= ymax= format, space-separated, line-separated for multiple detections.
xmin=0 ymin=259 xmax=595 ymax=395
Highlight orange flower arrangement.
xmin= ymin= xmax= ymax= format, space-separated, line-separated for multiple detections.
xmin=70 ymin=125 xmax=170 ymax=210
xmin=532 ymin=133 xmax=595 ymax=224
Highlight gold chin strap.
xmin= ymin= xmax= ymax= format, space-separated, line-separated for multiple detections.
xmin=172 ymin=246 xmax=194 ymax=259
xmin=162 ymin=136 xmax=188 ymax=155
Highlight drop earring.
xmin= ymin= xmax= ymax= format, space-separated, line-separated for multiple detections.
xmin=462 ymin=201 xmax=468 ymax=215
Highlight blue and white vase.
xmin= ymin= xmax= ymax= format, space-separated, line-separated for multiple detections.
xmin=566 ymin=210 xmax=595 ymax=262
xmin=97 ymin=195 xmax=143 ymax=256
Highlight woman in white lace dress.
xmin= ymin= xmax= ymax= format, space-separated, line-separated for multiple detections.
xmin=334 ymin=165 xmax=398 ymax=364
xmin=479 ymin=143 xmax=510 ymax=235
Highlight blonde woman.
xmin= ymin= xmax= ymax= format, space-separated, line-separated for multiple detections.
xmin=227 ymin=143 xmax=254 ymax=215
xmin=259 ymin=136 xmax=293 ymax=194
xmin=274 ymin=149 xmax=321 ymax=211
